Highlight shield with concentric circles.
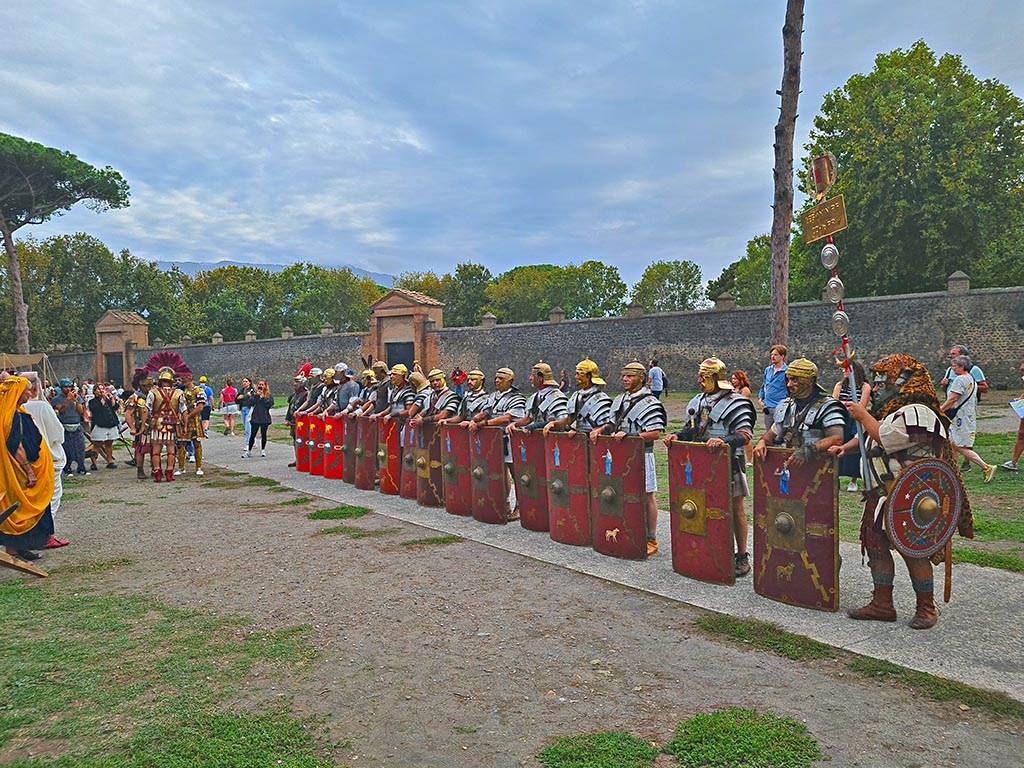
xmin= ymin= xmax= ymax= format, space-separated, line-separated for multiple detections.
xmin=884 ymin=458 xmax=963 ymax=558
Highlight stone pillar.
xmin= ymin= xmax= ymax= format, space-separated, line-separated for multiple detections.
xmin=626 ymin=301 xmax=644 ymax=319
xmin=481 ymin=312 xmax=497 ymax=328
xmin=152 ymin=338 xmax=164 ymax=348
xmin=714 ymin=292 xmax=737 ymax=311
xmin=320 ymin=323 xmax=334 ymax=336
xmin=181 ymin=335 xmax=192 ymax=346
xmin=124 ymin=340 xmax=137 ymax=385
xmin=244 ymin=329 xmax=257 ymax=342
xmin=212 ymin=333 xmax=224 ymax=344
xmin=947 ymin=270 xmax=970 ymax=294
xmin=281 ymin=326 xmax=294 ymax=339
xmin=548 ymin=306 xmax=565 ymax=324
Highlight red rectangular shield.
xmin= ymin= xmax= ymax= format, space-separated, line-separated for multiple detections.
xmin=377 ymin=418 xmax=400 ymax=495
xmin=416 ymin=422 xmax=444 ymax=507
xmin=511 ymin=430 xmax=549 ymax=532
xmin=323 ymin=416 xmax=345 ymax=480
xmin=545 ymin=432 xmax=591 ymax=546
xmin=400 ymin=422 xmax=418 ymax=499
xmin=354 ymin=415 xmax=378 ymax=490
xmin=308 ymin=415 xmax=325 ymax=477
xmin=590 ymin=436 xmax=647 ymax=560
xmin=469 ymin=427 xmax=509 ymax=524
xmin=668 ymin=441 xmax=735 ymax=585
xmin=441 ymin=424 xmax=472 ymax=516
xmin=294 ymin=417 xmax=310 ymax=473
xmin=753 ymin=447 xmax=840 ymax=612
xmin=341 ymin=413 xmax=357 ymax=484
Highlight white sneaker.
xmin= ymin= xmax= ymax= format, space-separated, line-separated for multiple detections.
xmin=188 ymin=455 xmax=196 ymax=464
xmin=260 ymin=449 xmax=266 ymax=458
xmin=174 ymin=469 xmax=183 ymax=476
xmin=846 ymin=481 xmax=858 ymax=492
xmin=1001 ymin=461 xmax=1019 ymax=471
xmin=243 ymin=450 xmax=250 ymax=458
xmin=195 ymin=468 xmax=204 ymax=476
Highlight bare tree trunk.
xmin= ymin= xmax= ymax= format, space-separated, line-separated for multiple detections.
xmin=1 ymin=222 xmax=31 ymax=354
xmin=770 ymin=0 xmax=805 ymax=347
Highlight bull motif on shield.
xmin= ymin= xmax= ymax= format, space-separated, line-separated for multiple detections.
xmin=753 ymin=447 xmax=840 ymax=612
xmin=590 ymin=436 xmax=647 ymax=560
xmin=668 ymin=441 xmax=735 ymax=585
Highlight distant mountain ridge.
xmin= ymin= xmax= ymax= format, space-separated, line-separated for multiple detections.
xmin=156 ymin=259 xmax=395 ymax=287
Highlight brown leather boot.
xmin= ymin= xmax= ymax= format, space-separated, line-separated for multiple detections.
xmin=847 ymin=585 xmax=897 ymax=622
xmin=909 ymin=591 xmax=938 ymax=629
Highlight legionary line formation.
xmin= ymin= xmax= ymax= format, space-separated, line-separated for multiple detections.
xmin=287 ymin=354 xmax=973 ymax=630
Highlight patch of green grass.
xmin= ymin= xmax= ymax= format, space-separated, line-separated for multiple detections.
xmin=848 ymin=657 xmax=1024 ymax=721
xmin=666 ymin=708 xmax=823 ymax=768
xmin=61 ymin=490 xmax=86 ymax=502
xmin=242 ymin=475 xmax=281 ymax=487
xmin=281 ymin=495 xmax=314 ymax=506
xmin=970 ymin=515 xmax=1024 ymax=543
xmin=952 ymin=547 xmax=1024 ymax=573
xmin=95 ymin=497 xmax=129 ymax=504
xmin=696 ymin=614 xmax=835 ymax=662
xmin=453 ymin=724 xmax=479 ymax=735
xmin=400 ymin=535 xmax=463 ymax=547
xmin=0 ymin=580 xmax=331 ymax=764
xmin=538 ymin=732 xmax=659 ymax=768
xmin=318 ymin=524 xmax=400 ymax=539
xmin=307 ymin=505 xmax=370 ymax=521
xmin=268 ymin=484 xmax=293 ymax=492
xmin=48 ymin=557 xmax=133 ymax=576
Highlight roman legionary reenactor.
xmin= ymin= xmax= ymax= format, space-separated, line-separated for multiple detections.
xmin=370 ymin=364 xmax=418 ymax=457
xmin=410 ymin=369 xmax=461 ymax=427
xmin=308 ymin=368 xmax=341 ymax=416
xmin=451 ymin=369 xmax=490 ymax=425
xmin=542 ymin=359 xmax=612 ymax=437
xmin=665 ymin=357 xmax=757 ymax=576
xmin=832 ymin=354 xmax=973 ymax=629
xmin=366 ymin=361 xmax=392 ymax=415
xmin=509 ymin=362 xmax=569 ymax=433
xmin=286 ymin=372 xmax=309 ymax=468
xmin=752 ymin=357 xmax=847 ymax=462
xmin=147 ymin=367 xmax=188 ymax=482
xmin=175 ymin=371 xmax=207 ymax=478
xmin=469 ymin=367 xmax=527 ymax=517
xmin=125 ymin=375 xmax=153 ymax=480
xmin=294 ymin=367 xmax=325 ymax=417
xmin=591 ymin=361 xmax=667 ymax=556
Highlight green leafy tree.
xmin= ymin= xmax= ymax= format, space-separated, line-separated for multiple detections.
xmin=798 ymin=41 xmax=1024 ymax=295
xmin=0 ymin=133 xmax=129 ymax=352
xmin=277 ymin=263 xmax=383 ymax=335
xmin=485 ymin=264 xmax=562 ymax=323
xmin=705 ymin=262 xmax=738 ymax=304
xmin=394 ymin=271 xmax=453 ymax=302
xmin=557 ymin=260 xmax=626 ymax=319
xmin=630 ymin=260 xmax=704 ymax=313
xmin=444 ymin=262 xmax=492 ymax=327
xmin=189 ymin=266 xmax=285 ymax=341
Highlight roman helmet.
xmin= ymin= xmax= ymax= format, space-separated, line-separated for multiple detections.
xmin=390 ymin=363 xmax=409 ymax=388
xmin=531 ymin=362 xmax=556 ymax=386
xmin=427 ymin=368 xmax=446 ymax=390
xmin=310 ymin=367 xmax=324 ymax=379
xmin=621 ymin=361 xmax=647 ymax=392
xmin=467 ymin=369 xmax=485 ymax=392
xmin=372 ymin=360 xmax=389 ymax=379
xmin=361 ymin=369 xmax=374 ymax=384
xmin=784 ymin=358 xmax=823 ymax=400
xmin=698 ymin=357 xmax=733 ymax=394
xmin=157 ymin=367 xmax=175 ymax=384
xmin=575 ymin=358 xmax=606 ymax=387
xmin=495 ymin=367 xmax=515 ymax=392
xmin=410 ymin=371 xmax=429 ymax=392
xmin=869 ymin=353 xmax=941 ymax=420
xmin=323 ymin=367 xmax=337 ymax=384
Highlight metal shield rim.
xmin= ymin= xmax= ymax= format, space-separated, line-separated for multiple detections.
xmin=884 ymin=458 xmax=963 ymax=558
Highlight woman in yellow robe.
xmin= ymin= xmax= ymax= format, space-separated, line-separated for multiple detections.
xmin=0 ymin=375 xmax=55 ymax=558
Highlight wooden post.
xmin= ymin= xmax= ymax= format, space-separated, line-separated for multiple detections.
xmin=769 ymin=0 xmax=805 ymax=346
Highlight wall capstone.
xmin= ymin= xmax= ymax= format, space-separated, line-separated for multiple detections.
xmin=948 ymin=271 xmax=970 ymax=294
xmin=549 ymin=307 xmax=565 ymax=324
xmin=281 ymin=326 xmax=294 ymax=339
xmin=244 ymin=329 xmax=257 ymax=342
xmin=320 ymin=323 xmax=334 ymax=335
xmin=212 ymin=333 xmax=223 ymax=344
xmin=481 ymin=312 xmax=497 ymax=328
xmin=715 ymin=292 xmax=737 ymax=311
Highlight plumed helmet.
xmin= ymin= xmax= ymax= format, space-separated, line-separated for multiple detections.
xmin=575 ymin=359 xmax=606 ymax=386
xmin=699 ymin=357 xmax=733 ymax=390
xmin=157 ymin=367 xmax=175 ymax=382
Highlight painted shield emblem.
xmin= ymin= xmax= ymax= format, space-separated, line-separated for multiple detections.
xmin=668 ymin=441 xmax=735 ymax=585
xmin=884 ymin=458 xmax=963 ymax=558
xmin=511 ymin=430 xmax=549 ymax=532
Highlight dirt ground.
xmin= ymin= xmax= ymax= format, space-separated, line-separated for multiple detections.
xmin=9 ymin=461 xmax=1023 ymax=768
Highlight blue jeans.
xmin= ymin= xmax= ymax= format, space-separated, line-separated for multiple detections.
xmin=242 ymin=406 xmax=253 ymax=442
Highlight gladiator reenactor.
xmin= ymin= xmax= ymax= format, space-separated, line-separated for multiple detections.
xmin=508 ymin=362 xmax=569 ymax=433
xmin=542 ymin=359 xmax=612 ymax=437
xmin=451 ymin=369 xmax=490 ymax=425
xmin=146 ymin=367 xmax=188 ymax=483
xmin=175 ymin=371 xmax=208 ymax=477
xmin=832 ymin=354 xmax=974 ymax=629
xmin=665 ymin=357 xmax=757 ymax=576
xmin=752 ymin=357 xmax=846 ymax=462
xmin=125 ymin=376 xmax=153 ymax=480
xmin=591 ymin=361 xmax=667 ymax=556
xmin=470 ymin=367 xmax=527 ymax=517
xmin=410 ymin=369 xmax=461 ymax=428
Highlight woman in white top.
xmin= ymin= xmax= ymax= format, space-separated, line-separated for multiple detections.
xmin=940 ymin=355 xmax=996 ymax=482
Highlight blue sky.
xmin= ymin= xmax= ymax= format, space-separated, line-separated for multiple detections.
xmin=3 ymin=1 xmax=1022 ymax=285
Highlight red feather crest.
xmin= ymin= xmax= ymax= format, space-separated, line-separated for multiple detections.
xmin=142 ymin=351 xmax=191 ymax=378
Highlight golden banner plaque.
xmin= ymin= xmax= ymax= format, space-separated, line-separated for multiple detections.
xmin=802 ymin=195 xmax=848 ymax=244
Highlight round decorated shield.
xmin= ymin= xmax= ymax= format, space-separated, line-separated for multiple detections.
xmin=884 ymin=459 xmax=963 ymax=558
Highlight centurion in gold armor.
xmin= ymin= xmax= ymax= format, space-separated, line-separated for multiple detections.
xmin=146 ymin=368 xmax=188 ymax=483
xmin=175 ymin=371 xmax=208 ymax=478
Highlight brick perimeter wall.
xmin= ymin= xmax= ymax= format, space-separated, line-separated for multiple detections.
xmin=435 ymin=287 xmax=1024 ymax=390
xmin=42 ymin=286 xmax=1024 ymax=392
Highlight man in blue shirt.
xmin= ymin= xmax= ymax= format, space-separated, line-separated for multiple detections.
xmin=199 ymin=375 xmax=215 ymax=438
xmin=647 ymin=359 xmax=665 ymax=399
xmin=757 ymin=344 xmax=789 ymax=429
xmin=940 ymin=344 xmax=988 ymax=401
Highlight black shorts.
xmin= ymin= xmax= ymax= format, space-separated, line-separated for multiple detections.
xmin=201 ymin=406 xmax=212 ymax=420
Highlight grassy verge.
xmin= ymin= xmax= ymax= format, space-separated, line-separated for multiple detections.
xmin=281 ymin=495 xmax=314 ymax=506
xmin=952 ymin=547 xmax=1024 ymax=573
xmin=307 ymin=505 xmax=370 ymax=521
xmin=698 ymin=613 xmax=1024 ymax=722
xmin=667 ymin=708 xmax=822 ymax=768
xmin=538 ymin=732 xmax=659 ymax=768
xmin=318 ymin=524 xmax=400 ymax=539
xmin=0 ymin=580 xmax=336 ymax=766
xmin=400 ymin=535 xmax=463 ymax=547
xmin=48 ymin=557 xmax=133 ymax=577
